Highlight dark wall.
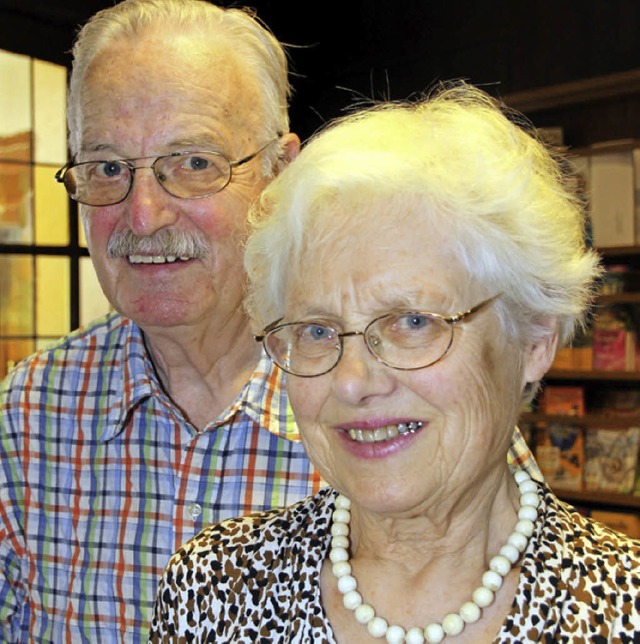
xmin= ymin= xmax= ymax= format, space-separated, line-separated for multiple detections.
xmin=2 ymin=1 xmax=640 ymax=143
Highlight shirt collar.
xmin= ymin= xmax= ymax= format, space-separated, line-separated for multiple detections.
xmin=100 ymin=320 xmax=297 ymax=443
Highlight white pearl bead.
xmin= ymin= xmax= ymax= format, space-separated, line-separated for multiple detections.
xmin=489 ymin=554 xmax=512 ymax=576
xmin=405 ymin=626 xmax=426 ymax=644
xmin=518 ymin=505 xmax=538 ymax=522
xmin=460 ymin=601 xmax=481 ymax=623
xmin=337 ymin=574 xmax=357 ymax=593
xmin=513 ymin=469 xmax=530 ymax=484
xmin=507 ymin=531 xmax=529 ymax=553
xmin=520 ymin=491 xmax=540 ymax=509
xmin=386 ymin=624 xmax=406 ymax=643
xmin=499 ymin=543 xmax=520 ymax=564
xmin=331 ymin=521 xmax=349 ymax=537
xmin=442 ymin=613 xmax=464 ymax=635
xmin=329 ymin=546 xmax=349 ymax=563
xmin=342 ymin=589 xmax=362 ymax=610
xmin=514 ymin=518 xmax=535 ymax=537
xmin=481 ymin=570 xmax=503 ymax=591
xmin=472 ymin=585 xmax=495 ymax=607
xmin=354 ymin=603 xmax=375 ymax=624
xmin=332 ymin=560 xmax=351 ymax=577
xmin=518 ymin=479 xmax=537 ymax=494
xmin=333 ymin=508 xmax=351 ymax=524
xmin=335 ymin=494 xmax=351 ymax=509
xmin=424 ymin=623 xmax=445 ymax=643
xmin=367 ymin=616 xmax=388 ymax=637
xmin=332 ymin=535 xmax=349 ymax=549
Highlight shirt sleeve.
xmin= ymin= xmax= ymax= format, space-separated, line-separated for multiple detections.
xmin=0 ymin=371 xmax=28 ymax=642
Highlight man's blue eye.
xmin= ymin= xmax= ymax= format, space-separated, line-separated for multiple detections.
xmin=98 ymin=162 xmax=124 ymax=178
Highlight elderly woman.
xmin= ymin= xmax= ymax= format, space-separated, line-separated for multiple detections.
xmin=150 ymin=83 xmax=640 ymax=642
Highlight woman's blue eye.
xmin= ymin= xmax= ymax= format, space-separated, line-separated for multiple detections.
xmin=298 ymin=324 xmax=335 ymax=343
xmin=184 ymin=156 xmax=210 ymax=171
xmin=401 ymin=314 xmax=430 ymax=330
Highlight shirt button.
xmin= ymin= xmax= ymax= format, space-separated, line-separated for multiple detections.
xmin=188 ymin=502 xmax=202 ymax=520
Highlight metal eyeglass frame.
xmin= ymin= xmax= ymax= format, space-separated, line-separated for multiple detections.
xmin=54 ymin=133 xmax=282 ymax=206
xmin=255 ymin=294 xmax=501 ymax=377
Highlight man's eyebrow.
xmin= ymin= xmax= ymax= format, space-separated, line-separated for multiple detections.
xmin=166 ymin=137 xmax=226 ymax=152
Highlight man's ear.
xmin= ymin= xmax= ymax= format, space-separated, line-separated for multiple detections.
xmin=274 ymin=132 xmax=300 ymax=174
xmin=522 ymin=317 xmax=560 ymax=385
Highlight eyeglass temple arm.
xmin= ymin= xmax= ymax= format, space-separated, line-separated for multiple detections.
xmin=449 ymin=293 xmax=502 ymax=324
xmin=254 ymin=317 xmax=285 ymax=342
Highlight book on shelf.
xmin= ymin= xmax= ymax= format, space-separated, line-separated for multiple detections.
xmin=536 ymin=424 xmax=584 ymax=492
xmin=591 ymin=305 xmax=639 ymax=371
xmin=584 ymin=427 xmax=640 ymax=494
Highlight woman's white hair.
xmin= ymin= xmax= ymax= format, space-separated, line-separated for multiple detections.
xmin=245 ymin=81 xmax=602 ymax=358
xmin=67 ymin=0 xmax=291 ymax=172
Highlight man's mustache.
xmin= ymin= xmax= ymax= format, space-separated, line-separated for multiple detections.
xmin=107 ymin=229 xmax=209 ymax=259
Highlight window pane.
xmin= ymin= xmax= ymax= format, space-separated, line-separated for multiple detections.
xmin=80 ymin=256 xmax=111 ymax=326
xmin=0 ymin=254 xmax=33 ymax=335
xmin=36 ymin=256 xmax=69 ymax=336
xmin=0 ymin=162 xmax=32 ymax=243
xmin=33 ymin=59 xmax=67 ymax=165
xmin=0 ymin=339 xmax=34 ymax=380
xmin=35 ymin=164 xmax=69 ymax=245
xmin=0 ymin=50 xmax=31 ymax=161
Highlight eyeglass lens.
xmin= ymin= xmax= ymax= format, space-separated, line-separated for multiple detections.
xmin=264 ymin=313 xmax=455 ymax=377
xmin=62 ymin=152 xmax=232 ymax=206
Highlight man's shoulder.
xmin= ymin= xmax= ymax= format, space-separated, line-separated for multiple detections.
xmin=1 ymin=312 xmax=138 ymax=396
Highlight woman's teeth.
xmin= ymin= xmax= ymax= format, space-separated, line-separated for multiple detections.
xmin=347 ymin=421 xmax=424 ymax=444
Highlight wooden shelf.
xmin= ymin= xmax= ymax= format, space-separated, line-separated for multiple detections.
xmin=521 ymin=413 xmax=640 ymax=428
xmin=597 ymin=293 xmax=640 ymax=305
xmin=546 ymin=369 xmax=640 ymax=381
xmin=598 ymin=245 xmax=640 ymax=259
xmin=502 ymin=69 xmax=640 ymax=114
xmin=557 ymin=489 xmax=640 ymax=510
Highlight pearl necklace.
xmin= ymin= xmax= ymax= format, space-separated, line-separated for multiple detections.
xmin=329 ymin=469 xmax=540 ymax=644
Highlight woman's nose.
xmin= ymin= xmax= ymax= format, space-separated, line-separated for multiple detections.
xmin=329 ymin=335 xmax=396 ymax=404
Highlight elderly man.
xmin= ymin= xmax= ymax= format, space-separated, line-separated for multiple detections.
xmin=0 ymin=1 xmax=323 ymax=641
xmin=0 ymin=1 xmax=539 ymax=641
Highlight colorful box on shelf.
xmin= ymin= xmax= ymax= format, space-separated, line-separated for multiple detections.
xmin=592 ymin=328 xmax=638 ymax=371
xmin=540 ymin=385 xmax=585 ymax=415
xmin=551 ymin=347 xmax=593 ymax=371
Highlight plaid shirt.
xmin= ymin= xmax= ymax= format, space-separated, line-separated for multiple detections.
xmin=0 ymin=313 xmax=323 ymax=643
xmin=0 ymin=312 xmax=539 ymax=643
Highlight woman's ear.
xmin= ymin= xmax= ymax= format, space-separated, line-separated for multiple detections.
xmin=522 ymin=317 xmax=560 ymax=384
xmin=274 ymin=132 xmax=301 ymax=174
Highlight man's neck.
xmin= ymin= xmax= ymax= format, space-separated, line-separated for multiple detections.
xmin=142 ymin=321 xmax=262 ymax=430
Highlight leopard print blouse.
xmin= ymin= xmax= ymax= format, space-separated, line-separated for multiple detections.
xmin=149 ymin=479 xmax=640 ymax=643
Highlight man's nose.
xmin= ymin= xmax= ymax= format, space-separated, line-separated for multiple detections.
xmin=123 ymin=168 xmax=178 ymax=236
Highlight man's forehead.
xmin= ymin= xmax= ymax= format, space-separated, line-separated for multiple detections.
xmin=77 ymin=33 xmax=264 ymax=153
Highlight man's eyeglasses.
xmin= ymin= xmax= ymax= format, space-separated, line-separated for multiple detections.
xmin=255 ymin=295 xmax=500 ymax=378
xmin=55 ymin=135 xmax=282 ymax=206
